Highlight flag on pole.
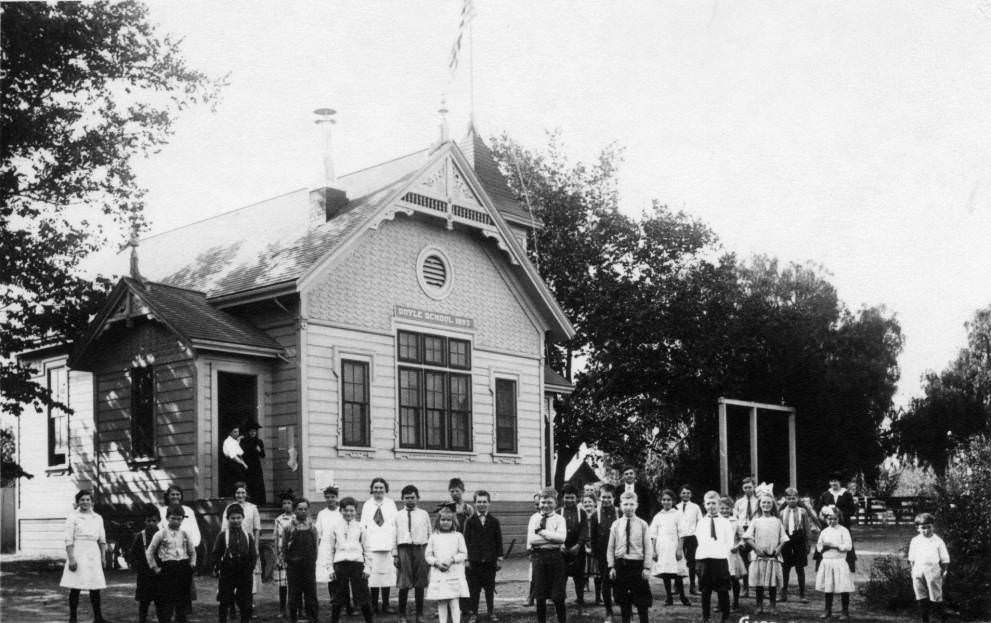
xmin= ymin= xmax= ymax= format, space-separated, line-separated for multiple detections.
xmin=449 ymin=0 xmax=475 ymax=72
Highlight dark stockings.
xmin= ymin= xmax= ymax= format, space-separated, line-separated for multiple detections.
xmin=535 ymin=599 xmax=567 ymax=623
xmin=754 ymin=586 xmax=777 ymax=608
xmin=398 ymin=587 xmax=425 ymax=616
xmin=619 ymin=603 xmax=649 ymax=623
xmin=69 ymin=589 xmax=104 ymax=622
xmin=823 ymin=592 xmax=850 ymax=616
xmin=783 ymin=565 xmax=806 ymax=597
xmin=701 ymin=587 xmax=730 ymax=621
xmin=731 ymin=578 xmax=741 ymax=608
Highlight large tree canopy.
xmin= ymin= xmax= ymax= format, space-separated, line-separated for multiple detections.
xmin=491 ymin=133 xmax=903 ymax=491
xmin=1 ymin=1 xmax=223 ymax=419
xmin=891 ymin=305 xmax=991 ymax=474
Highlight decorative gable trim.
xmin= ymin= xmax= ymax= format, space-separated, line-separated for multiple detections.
xmin=296 ymin=141 xmax=575 ymax=341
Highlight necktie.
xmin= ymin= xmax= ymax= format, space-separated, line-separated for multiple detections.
xmin=374 ymin=505 xmax=384 ymax=527
xmin=539 ymin=514 xmax=548 ymax=531
xmin=625 ymin=518 xmax=632 ymax=553
xmin=480 ymin=514 xmax=486 ymax=527
xmin=746 ymin=497 xmax=753 ymax=520
xmin=407 ymin=510 xmax=412 ymax=537
xmin=682 ymin=501 xmax=687 ymax=513
xmin=710 ymin=517 xmax=717 ymax=540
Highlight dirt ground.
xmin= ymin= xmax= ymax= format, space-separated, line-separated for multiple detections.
xmin=1 ymin=524 xmax=983 ymax=622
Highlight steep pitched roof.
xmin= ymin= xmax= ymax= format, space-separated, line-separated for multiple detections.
xmin=544 ymin=365 xmax=574 ymax=393
xmin=107 ymin=150 xmax=427 ymax=299
xmin=458 ymin=124 xmax=536 ymax=224
xmin=70 ymin=277 xmax=284 ymax=368
xmin=102 ymin=134 xmax=574 ymax=340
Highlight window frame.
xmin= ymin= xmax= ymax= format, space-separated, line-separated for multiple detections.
xmin=46 ymin=365 xmax=69 ymax=467
xmin=130 ymin=366 xmax=156 ymax=459
xmin=340 ymin=359 xmax=371 ymax=448
xmin=396 ymin=329 xmax=473 ymax=452
xmin=494 ymin=377 xmax=518 ymax=455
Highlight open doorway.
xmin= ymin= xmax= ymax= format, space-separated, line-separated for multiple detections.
xmin=218 ymin=372 xmax=257 ymax=498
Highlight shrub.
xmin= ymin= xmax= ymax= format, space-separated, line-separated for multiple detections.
xmin=932 ymin=435 xmax=991 ymax=619
xmin=860 ymin=554 xmax=916 ymax=612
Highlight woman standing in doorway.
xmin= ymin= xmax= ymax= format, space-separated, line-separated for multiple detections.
xmin=239 ymin=421 xmax=265 ymax=505
xmin=222 ymin=425 xmax=248 ymax=491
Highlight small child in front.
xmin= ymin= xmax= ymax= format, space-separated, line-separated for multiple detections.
xmin=719 ymin=496 xmax=746 ymax=611
xmin=780 ymin=487 xmax=818 ymax=603
xmin=526 ymin=487 xmax=568 ymax=623
xmin=908 ymin=512 xmax=950 ymax=623
xmin=273 ymin=491 xmax=295 ymax=617
xmin=426 ymin=506 xmax=470 ymax=623
xmin=464 ymin=490 xmax=504 ymax=622
xmin=695 ymin=490 xmax=734 ymax=623
xmin=742 ymin=493 xmax=787 ymax=614
xmin=282 ymin=498 xmax=319 ymax=623
xmin=146 ymin=504 xmax=197 ymax=623
xmin=393 ymin=484 xmax=432 ymax=623
xmin=607 ymin=491 xmax=653 ymax=623
xmin=129 ymin=505 xmax=161 ymax=623
xmin=212 ymin=503 xmax=257 ymax=623
xmin=815 ymin=505 xmax=854 ymax=620
xmin=328 ymin=497 xmax=374 ymax=623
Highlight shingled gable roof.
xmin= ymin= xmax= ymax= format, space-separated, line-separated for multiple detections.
xmin=70 ymin=277 xmax=285 ymax=368
xmin=458 ymin=124 xmax=536 ymax=225
xmin=104 ymin=134 xmax=575 ymax=340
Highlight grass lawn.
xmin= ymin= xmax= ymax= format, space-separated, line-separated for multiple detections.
xmin=1 ymin=524 xmax=984 ymax=622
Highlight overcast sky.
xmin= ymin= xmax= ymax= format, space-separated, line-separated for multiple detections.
xmin=132 ymin=0 xmax=991 ymax=407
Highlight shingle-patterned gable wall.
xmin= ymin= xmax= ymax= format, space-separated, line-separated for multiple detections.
xmin=306 ymin=217 xmax=541 ymax=356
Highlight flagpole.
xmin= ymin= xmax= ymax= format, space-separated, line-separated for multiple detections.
xmin=469 ymin=12 xmax=475 ymax=127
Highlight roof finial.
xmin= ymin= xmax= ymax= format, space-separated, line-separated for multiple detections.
xmin=314 ymin=107 xmax=337 ymax=186
xmin=438 ymin=96 xmax=450 ymax=143
xmin=128 ymin=226 xmax=143 ymax=282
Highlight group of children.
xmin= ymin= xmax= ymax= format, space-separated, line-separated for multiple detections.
xmin=62 ymin=471 xmax=950 ymax=623
xmin=124 ymin=477 xmax=504 ymax=623
xmin=527 ymin=474 xmax=951 ymax=623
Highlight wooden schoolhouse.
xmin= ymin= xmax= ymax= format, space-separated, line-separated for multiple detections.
xmin=12 ymin=122 xmax=574 ymax=555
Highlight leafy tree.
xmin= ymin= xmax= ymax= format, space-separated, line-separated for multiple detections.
xmin=891 ymin=305 xmax=991 ymax=473
xmin=492 ymin=134 xmax=903 ymax=492
xmin=1 ymin=1 xmax=223 ymax=420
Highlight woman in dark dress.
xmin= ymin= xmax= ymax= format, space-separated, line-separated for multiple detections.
xmin=240 ymin=421 xmax=266 ymax=504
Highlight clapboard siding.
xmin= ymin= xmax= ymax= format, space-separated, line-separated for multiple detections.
xmin=18 ymin=519 xmax=68 ymax=557
xmin=301 ymin=323 xmax=545 ymax=504
xmin=88 ymin=320 xmax=198 ymax=506
xmin=15 ymin=356 xmax=97 ymax=539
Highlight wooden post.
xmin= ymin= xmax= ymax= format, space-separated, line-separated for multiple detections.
xmin=789 ymin=411 xmax=797 ymax=490
xmin=719 ymin=401 xmax=728 ymax=495
xmin=749 ymin=406 xmax=759 ymax=482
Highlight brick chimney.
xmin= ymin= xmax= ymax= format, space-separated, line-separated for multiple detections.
xmin=309 ymin=107 xmax=349 ymax=224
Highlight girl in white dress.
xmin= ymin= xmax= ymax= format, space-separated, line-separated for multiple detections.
xmin=61 ymin=489 xmax=109 ymax=623
xmin=649 ymin=489 xmax=690 ymax=606
xmin=815 ymin=505 xmax=855 ymax=620
xmin=743 ymin=493 xmax=788 ymax=614
xmin=425 ymin=507 xmax=469 ymax=623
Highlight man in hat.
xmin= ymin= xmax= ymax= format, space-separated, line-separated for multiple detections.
xmin=240 ymin=421 xmax=266 ymax=505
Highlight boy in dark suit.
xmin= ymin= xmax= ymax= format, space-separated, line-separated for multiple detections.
xmin=464 ymin=490 xmax=504 ymax=622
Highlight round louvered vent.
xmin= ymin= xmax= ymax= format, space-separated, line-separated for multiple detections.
xmin=416 ymin=247 xmax=453 ymax=299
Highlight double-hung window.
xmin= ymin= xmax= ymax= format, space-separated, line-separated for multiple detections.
xmin=397 ymin=330 xmax=472 ymax=451
xmin=495 ymin=378 xmax=518 ymax=454
xmin=47 ymin=366 xmax=69 ymax=466
xmin=341 ymin=360 xmax=370 ymax=447
xmin=130 ymin=366 xmax=155 ymax=458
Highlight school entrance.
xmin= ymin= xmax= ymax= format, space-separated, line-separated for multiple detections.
xmin=217 ymin=371 xmax=258 ymax=498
